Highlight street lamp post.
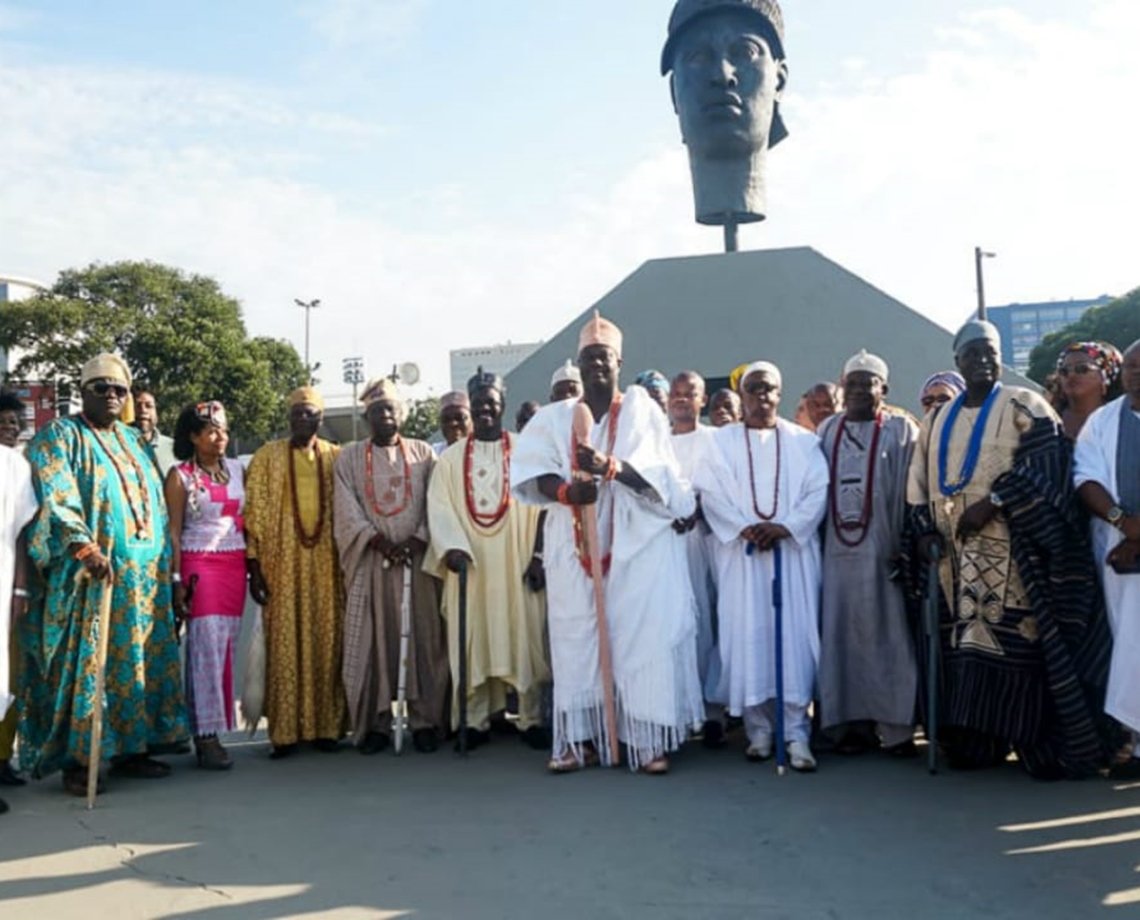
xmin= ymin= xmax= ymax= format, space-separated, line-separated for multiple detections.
xmin=294 ymin=298 xmax=321 ymax=383
xmin=974 ymin=247 xmax=996 ymax=321
xmin=342 ymin=356 xmax=365 ymax=442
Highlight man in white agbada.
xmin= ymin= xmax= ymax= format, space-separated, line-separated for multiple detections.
xmin=1074 ymin=338 xmax=1140 ymax=778
xmin=427 ymin=369 xmax=550 ymax=751
xmin=668 ymin=370 xmax=725 ymax=747
xmin=511 ymin=312 xmax=703 ymax=774
xmin=694 ymin=361 xmax=829 ymax=772
xmin=0 ymin=443 xmax=38 ymax=815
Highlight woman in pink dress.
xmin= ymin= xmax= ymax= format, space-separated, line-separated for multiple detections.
xmin=165 ymin=401 xmax=247 ymax=770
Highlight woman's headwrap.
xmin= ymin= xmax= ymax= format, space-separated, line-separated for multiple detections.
xmin=634 ymin=369 xmax=669 ymax=397
xmin=1056 ymin=341 xmax=1123 ymax=387
xmin=919 ymin=371 xmax=965 ymax=403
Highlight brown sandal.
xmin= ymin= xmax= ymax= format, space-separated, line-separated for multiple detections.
xmin=640 ymin=755 xmax=670 ymax=775
xmin=195 ymin=736 xmax=233 ymax=771
xmin=547 ymin=745 xmax=600 ymax=774
xmin=62 ymin=767 xmax=105 ymax=797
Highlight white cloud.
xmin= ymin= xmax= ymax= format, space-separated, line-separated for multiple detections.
xmin=298 ymin=0 xmax=427 ymax=50
xmin=2 ymin=1 xmax=1138 ymax=401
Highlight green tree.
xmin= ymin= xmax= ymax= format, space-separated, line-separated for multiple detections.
xmin=0 ymin=261 xmax=306 ymax=444
xmin=402 ymin=396 xmax=440 ymax=441
xmin=1026 ymin=287 xmax=1140 ymax=383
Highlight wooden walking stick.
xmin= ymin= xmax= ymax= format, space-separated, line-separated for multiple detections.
xmin=926 ymin=543 xmax=943 ymax=776
xmin=393 ymin=561 xmax=413 ymax=755
xmin=572 ymin=403 xmax=620 ymax=767
xmin=457 ymin=560 xmax=469 ymax=757
xmin=86 ymin=559 xmax=114 ymax=810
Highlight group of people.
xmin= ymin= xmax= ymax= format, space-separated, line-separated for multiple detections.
xmin=1 ymin=313 xmax=1138 ymax=813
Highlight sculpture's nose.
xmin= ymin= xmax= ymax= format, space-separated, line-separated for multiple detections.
xmin=711 ymin=57 xmax=738 ymax=87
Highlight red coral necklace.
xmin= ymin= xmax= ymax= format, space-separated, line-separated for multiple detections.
xmin=743 ymin=423 xmax=781 ymax=521
xmin=465 ymin=432 xmax=512 ymax=529
xmin=828 ymin=413 xmax=884 ymax=548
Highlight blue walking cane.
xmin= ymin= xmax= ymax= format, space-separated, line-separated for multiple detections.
xmin=748 ymin=538 xmax=786 ymax=775
xmin=772 ymin=543 xmax=787 ymax=777
xmin=457 ymin=560 xmax=469 ymax=757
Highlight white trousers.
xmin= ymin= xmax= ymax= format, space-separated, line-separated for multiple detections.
xmin=743 ymin=700 xmax=810 ymax=745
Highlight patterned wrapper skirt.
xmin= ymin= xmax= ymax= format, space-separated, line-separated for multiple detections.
xmin=183 ymin=550 xmax=246 ymax=736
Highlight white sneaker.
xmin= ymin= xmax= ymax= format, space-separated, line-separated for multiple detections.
xmin=745 ymin=736 xmax=773 ymax=762
xmin=788 ymin=740 xmax=817 ymax=773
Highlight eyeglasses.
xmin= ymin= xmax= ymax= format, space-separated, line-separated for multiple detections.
xmin=921 ymin=393 xmax=953 ymax=409
xmin=1057 ymin=364 xmax=1095 ymax=377
xmin=87 ymin=382 xmax=129 ymax=398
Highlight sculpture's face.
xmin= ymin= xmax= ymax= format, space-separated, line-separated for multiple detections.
xmin=671 ymin=12 xmax=785 ymax=159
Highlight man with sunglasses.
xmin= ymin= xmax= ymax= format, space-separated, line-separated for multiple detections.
xmin=1074 ymin=339 xmax=1140 ymax=778
xmin=19 ymin=354 xmax=189 ymax=796
xmin=907 ymin=321 xmax=1111 ymax=778
xmin=133 ymin=386 xmax=177 ymax=476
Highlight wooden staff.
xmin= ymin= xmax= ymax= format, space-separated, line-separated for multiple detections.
xmin=572 ymin=403 xmax=620 ymax=767
xmin=85 ymin=559 xmax=114 ymax=810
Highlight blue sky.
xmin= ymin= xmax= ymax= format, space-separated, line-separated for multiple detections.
xmin=2 ymin=1 xmax=1136 ymax=394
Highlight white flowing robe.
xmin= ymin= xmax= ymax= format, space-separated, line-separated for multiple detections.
xmin=671 ymin=426 xmax=722 ymax=700
xmin=1 ymin=445 xmax=38 ymax=719
xmin=1073 ymin=396 xmax=1140 ymax=735
xmin=694 ymin=420 xmax=829 ymax=714
xmin=511 ymin=387 xmax=704 ymax=768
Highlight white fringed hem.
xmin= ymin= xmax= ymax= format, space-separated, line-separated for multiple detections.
xmin=552 ymin=636 xmax=704 ymax=772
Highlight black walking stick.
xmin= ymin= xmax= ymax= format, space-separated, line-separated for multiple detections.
xmin=457 ymin=560 xmax=469 ymax=757
xmin=926 ymin=543 xmax=942 ymax=775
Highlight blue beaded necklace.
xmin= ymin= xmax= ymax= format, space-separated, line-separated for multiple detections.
xmin=937 ymin=383 xmax=1003 ymax=497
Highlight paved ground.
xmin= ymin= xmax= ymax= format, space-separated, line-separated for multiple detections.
xmin=1 ymin=730 xmax=1138 ymax=920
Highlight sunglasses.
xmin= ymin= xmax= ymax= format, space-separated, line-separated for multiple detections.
xmin=1057 ymin=364 xmax=1096 ymax=377
xmin=87 ymin=382 xmax=129 ymax=399
xmin=921 ymin=393 xmax=953 ymax=409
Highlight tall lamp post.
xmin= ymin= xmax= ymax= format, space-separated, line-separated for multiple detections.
xmin=294 ymin=298 xmax=321 ymax=383
xmin=342 ymin=356 xmax=365 ymax=441
xmin=974 ymin=247 xmax=996 ymax=321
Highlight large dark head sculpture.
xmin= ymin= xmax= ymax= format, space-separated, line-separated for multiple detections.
xmin=662 ymin=0 xmax=788 ymax=231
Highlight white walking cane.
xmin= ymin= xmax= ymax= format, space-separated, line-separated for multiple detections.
xmin=393 ymin=561 xmax=413 ymax=755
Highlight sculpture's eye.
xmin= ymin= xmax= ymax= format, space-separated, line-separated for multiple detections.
xmin=682 ymin=46 xmax=712 ymax=67
xmin=731 ymin=38 xmax=765 ymax=63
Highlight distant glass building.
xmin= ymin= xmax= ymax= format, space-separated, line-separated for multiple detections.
xmin=449 ymin=341 xmax=542 ymax=391
xmin=987 ymin=296 xmax=1114 ymax=372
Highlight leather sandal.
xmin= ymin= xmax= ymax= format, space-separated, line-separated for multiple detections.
xmin=195 ymin=736 xmax=233 ymax=771
xmin=640 ymin=755 xmax=670 ymax=775
xmin=110 ymin=755 xmax=172 ymax=779
xmin=62 ymin=767 xmax=105 ymax=797
xmin=547 ymin=745 xmax=600 ymax=773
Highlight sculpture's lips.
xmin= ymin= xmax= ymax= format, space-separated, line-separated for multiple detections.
xmin=702 ymin=94 xmax=744 ymax=114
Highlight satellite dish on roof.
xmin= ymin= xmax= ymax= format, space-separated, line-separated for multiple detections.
xmin=398 ymin=362 xmax=421 ymax=386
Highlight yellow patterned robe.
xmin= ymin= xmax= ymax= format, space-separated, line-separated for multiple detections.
xmin=245 ymin=438 xmax=346 ymax=746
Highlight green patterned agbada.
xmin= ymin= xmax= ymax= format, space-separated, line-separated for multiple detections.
xmin=18 ymin=417 xmax=188 ymax=778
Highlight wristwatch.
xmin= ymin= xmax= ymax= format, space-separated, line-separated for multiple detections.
xmin=989 ymin=491 xmax=1005 ymax=509
xmin=1106 ymin=505 xmax=1126 ymax=529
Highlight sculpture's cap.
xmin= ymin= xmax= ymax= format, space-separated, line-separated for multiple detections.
xmin=661 ymin=0 xmax=788 ymax=146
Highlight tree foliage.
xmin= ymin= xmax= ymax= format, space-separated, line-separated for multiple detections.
xmin=0 ymin=261 xmax=307 ymax=443
xmin=1026 ymin=287 xmax=1140 ymax=383
xmin=402 ymin=396 xmax=440 ymax=442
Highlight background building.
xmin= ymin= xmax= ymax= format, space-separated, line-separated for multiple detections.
xmin=449 ymin=341 xmax=542 ymax=391
xmin=1 ymin=275 xmax=57 ymax=437
xmin=987 ymin=296 xmax=1114 ymax=373
xmin=504 ymin=247 xmax=1037 ymax=416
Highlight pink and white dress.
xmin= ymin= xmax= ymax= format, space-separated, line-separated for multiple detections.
xmin=176 ymin=457 xmax=247 ymax=736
